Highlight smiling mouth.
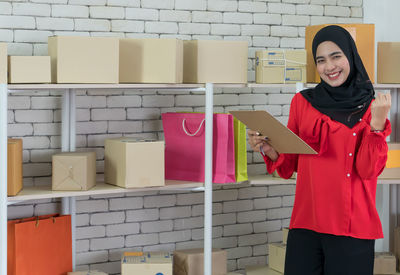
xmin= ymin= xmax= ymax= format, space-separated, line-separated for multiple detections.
xmin=327 ymin=71 xmax=340 ymax=80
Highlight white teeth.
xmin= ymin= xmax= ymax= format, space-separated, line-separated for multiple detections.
xmin=328 ymin=72 xmax=339 ymax=78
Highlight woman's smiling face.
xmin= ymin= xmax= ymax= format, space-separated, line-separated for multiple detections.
xmin=315 ymin=41 xmax=350 ymax=87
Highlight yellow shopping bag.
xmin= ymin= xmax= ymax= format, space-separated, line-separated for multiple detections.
xmin=234 ymin=117 xmax=248 ymax=182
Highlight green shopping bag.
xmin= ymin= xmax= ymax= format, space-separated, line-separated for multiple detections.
xmin=234 ymin=117 xmax=248 ymax=182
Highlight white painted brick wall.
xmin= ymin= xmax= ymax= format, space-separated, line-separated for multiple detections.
xmin=3 ymin=0 xmax=365 ymax=273
xmin=297 ymin=4 xmax=324 ymax=15
xmin=52 ymin=5 xmax=89 ymax=18
xmin=175 ymin=0 xmax=207 ymax=11
xmin=0 ymin=15 xmax=36 ymax=29
xmin=126 ymin=8 xmax=158 ymax=21
xmin=0 ymin=2 xmax=12 ymax=14
xmin=239 ymin=1 xmax=267 ymax=13
xmin=325 ymin=5 xmax=351 ymax=17
xmin=160 ymin=10 xmax=191 ymax=22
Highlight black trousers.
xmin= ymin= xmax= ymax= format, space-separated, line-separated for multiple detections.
xmin=284 ymin=229 xmax=375 ymax=275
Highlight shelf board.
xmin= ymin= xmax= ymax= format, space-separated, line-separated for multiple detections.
xmin=7 ymin=181 xmax=204 ymax=202
xmin=6 ymin=83 xmax=400 ymax=91
xmin=6 ymin=174 xmax=400 ymax=203
xmin=7 ymin=83 xmax=206 ymax=90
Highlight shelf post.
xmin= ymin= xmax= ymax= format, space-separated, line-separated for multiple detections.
xmin=0 ymin=84 xmax=7 ymax=275
xmin=204 ymin=83 xmax=213 ymax=275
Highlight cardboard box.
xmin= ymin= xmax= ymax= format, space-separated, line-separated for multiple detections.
xmin=7 ymin=139 xmax=22 ymax=196
xmin=173 ymin=248 xmax=227 ymax=275
xmin=48 ymin=36 xmax=119 ymax=83
xmin=255 ymin=50 xmax=306 ymax=84
xmin=282 ymin=228 xmax=289 ymax=245
xmin=0 ymin=43 xmax=6 ymax=84
xmin=68 ymin=271 xmax=107 ymax=275
xmin=121 ymin=252 xmax=172 ymax=275
xmin=378 ymin=42 xmax=400 ymax=83
xmin=305 ymin=24 xmax=375 ymax=83
xmin=373 ymin=253 xmax=396 ymax=274
xmin=104 ymin=137 xmax=164 ymax=188
xmin=119 ymin=38 xmax=183 ymax=83
xmin=52 ymin=151 xmax=96 ymax=191
xmin=246 ymin=265 xmax=282 ymax=275
xmin=183 ymin=40 xmax=248 ymax=83
xmin=378 ymin=143 xmax=400 ymax=179
xmin=395 ymin=227 xmax=400 ymax=271
xmin=8 ymin=56 xmax=51 ymax=83
xmin=269 ymin=243 xmax=286 ymax=274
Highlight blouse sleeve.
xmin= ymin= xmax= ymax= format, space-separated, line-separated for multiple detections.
xmin=263 ymin=95 xmax=299 ymax=179
xmin=355 ymin=119 xmax=391 ymax=179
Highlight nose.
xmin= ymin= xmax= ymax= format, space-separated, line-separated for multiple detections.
xmin=325 ymin=60 xmax=336 ymax=72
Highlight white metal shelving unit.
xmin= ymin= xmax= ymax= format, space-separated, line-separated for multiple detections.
xmin=1 ymin=82 xmax=400 ymax=275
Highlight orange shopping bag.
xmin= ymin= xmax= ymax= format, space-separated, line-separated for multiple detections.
xmin=7 ymin=214 xmax=72 ymax=275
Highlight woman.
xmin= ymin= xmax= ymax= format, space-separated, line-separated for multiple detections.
xmin=248 ymin=25 xmax=391 ymax=274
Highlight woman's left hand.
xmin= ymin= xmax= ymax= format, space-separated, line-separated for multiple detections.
xmin=370 ymin=92 xmax=391 ymax=131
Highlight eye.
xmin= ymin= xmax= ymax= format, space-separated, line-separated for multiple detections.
xmin=332 ymin=55 xmax=342 ymax=59
xmin=316 ymin=59 xmax=325 ymax=64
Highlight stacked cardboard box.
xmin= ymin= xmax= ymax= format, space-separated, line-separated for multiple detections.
xmin=378 ymin=42 xmax=400 ymax=83
xmin=7 ymin=139 xmax=23 ymax=196
xmin=255 ymin=50 xmax=306 ymax=84
xmin=173 ymin=248 xmax=227 ymax=275
xmin=121 ymin=252 xmax=173 ymax=275
xmin=52 ymin=152 xmax=97 ymax=191
xmin=8 ymin=56 xmax=51 ymax=83
xmin=183 ymin=40 xmax=248 ymax=84
xmin=378 ymin=143 xmax=400 ymax=179
xmin=373 ymin=253 xmax=396 ymax=274
xmin=119 ymin=38 xmax=183 ymax=83
xmin=48 ymin=36 xmax=119 ymax=84
xmin=104 ymin=137 xmax=164 ymax=188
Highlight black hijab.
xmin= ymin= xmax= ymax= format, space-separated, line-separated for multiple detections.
xmin=301 ymin=25 xmax=374 ymax=128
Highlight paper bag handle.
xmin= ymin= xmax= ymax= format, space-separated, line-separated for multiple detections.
xmin=182 ymin=119 xmax=205 ymax=137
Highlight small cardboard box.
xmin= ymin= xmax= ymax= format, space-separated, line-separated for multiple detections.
xmin=0 ymin=43 xmax=6 ymax=84
xmin=121 ymin=252 xmax=172 ymax=275
xmin=8 ymin=56 xmax=51 ymax=83
xmin=183 ymin=40 xmax=248 ymax=83
xmin=68 ymin=271 xmax=108 ymax=275
xmin=52 ymin=151 xmax=96 ymax=191
xmin=378 ymin=42 xmax=400 ymax=83
xmin=173 ymin=248 xmax=227 ymax=275
xmin=119 ymin=38 xmax=183 ymax=83
xmin=269 ymin=243 xmax=286 ymax=274
xmin=7 ymin=139 xmax=23 ymax=196
xmin=48 ymin=36 xmax=119 ymax=83
xmin=246 ymin=265 xmax=282 ymax=275
xmin=104 ymin=138 xmax=164 ymax=188
xmin=395 ymin=227 xmax=400 ymax=270
xmin=378 ymin=143 xmax=400 ymax=179
xmin=255 ymin=50 xmax=306 ymax=84
xmin=305 ymin=24 xmax=375 ymax=83
xmin=373 ymin=253 xmax=396 ymax=274
xmin=282 ymin=228 xmax=289 ymax=245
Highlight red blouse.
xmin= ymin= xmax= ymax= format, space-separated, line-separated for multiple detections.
xmin=264 ymin=93 xmax=391 ymax=239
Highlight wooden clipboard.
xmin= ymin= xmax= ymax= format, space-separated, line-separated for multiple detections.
xmin=230 ymin=110 xmax=317 ymax=154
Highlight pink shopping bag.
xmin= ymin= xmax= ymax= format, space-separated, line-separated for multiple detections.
xmin=162 ymin=112 xmax=236 ymax=183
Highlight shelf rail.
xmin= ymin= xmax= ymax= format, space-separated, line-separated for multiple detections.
xmin=0 ymin=84 xmax=7 ymax=275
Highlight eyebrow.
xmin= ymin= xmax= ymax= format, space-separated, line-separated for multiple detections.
xmin=315 ymin=51 xmax=343 ymax=60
